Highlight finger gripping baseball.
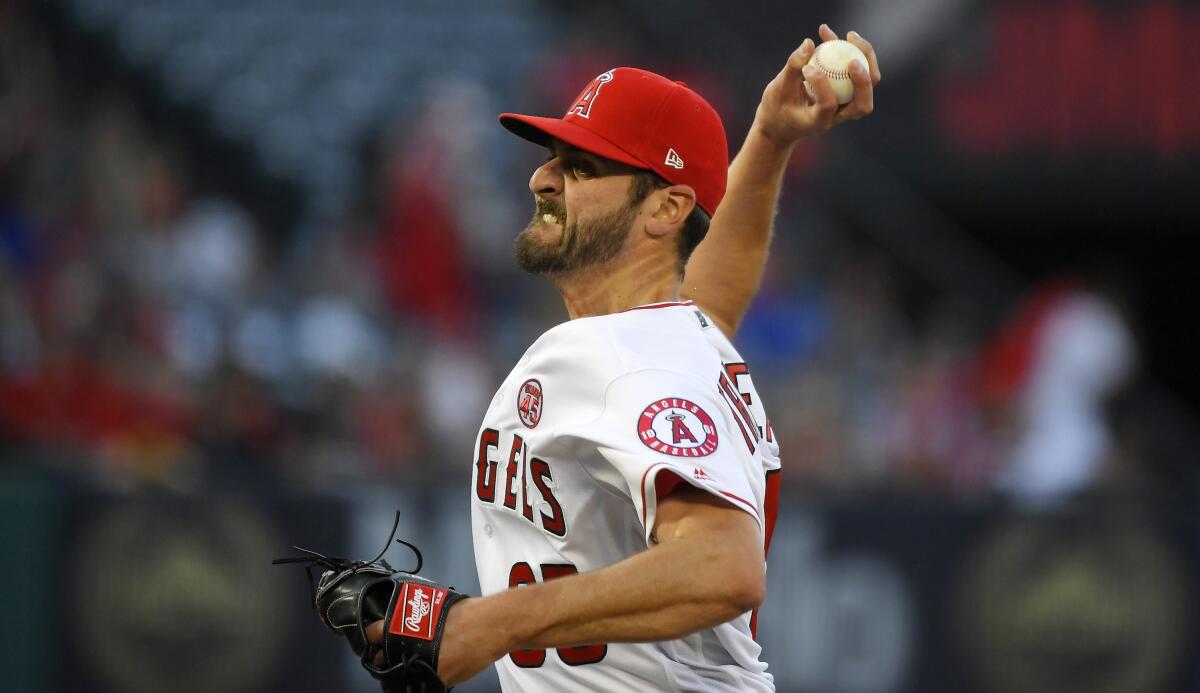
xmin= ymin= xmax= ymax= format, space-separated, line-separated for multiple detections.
xmin=273 ymin=512 xmax=469 ymax=692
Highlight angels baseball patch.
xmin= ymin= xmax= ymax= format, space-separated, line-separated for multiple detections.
xmin=637 ymin=397 xmax=718 ymax=457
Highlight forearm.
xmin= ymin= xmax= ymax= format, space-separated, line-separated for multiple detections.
xmin=682 ymin=27 xmax=880 ymax=336
xmin=468 ymin=532 xmax=764 ymax=654
xmin=681 ymin=123 xmax=796 ymax=336
xmin=527 ymin=533 xmax=760 ymax=647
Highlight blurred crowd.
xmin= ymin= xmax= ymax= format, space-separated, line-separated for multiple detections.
xmin=0 ymin=8 xmax=1143 ymax=505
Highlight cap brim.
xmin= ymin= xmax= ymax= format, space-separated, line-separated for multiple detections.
xmin=499 ymin=113 xmax=648 ymax=170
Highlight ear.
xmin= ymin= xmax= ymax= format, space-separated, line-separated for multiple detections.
xmin=643 ymin=185 xmax=696 ymax=239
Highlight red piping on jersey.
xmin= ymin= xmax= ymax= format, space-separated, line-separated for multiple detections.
xmin=639 ymin=463 xmax=671 ymax=532
xmin=640 ymin=464 xmax=763 ymax=535
xmin=750 ymin=469 xmax=782 ymax=641
xmin=762 ymin=469 xmax=781 ymax=556
xmin=718 ymin=490 xmax=761 ymax=522
xmin=623 ymin=300 xmax=695 ymax=313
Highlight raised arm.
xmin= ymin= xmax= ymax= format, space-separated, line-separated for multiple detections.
xmin=681 ymin=25 xmax=882 ymax=337
xmin=367 ymin=485 xmax=764 ymax=686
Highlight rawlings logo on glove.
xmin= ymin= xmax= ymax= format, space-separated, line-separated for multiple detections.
xmin=395 ymin=583 xmax=447 ymax=640
xmin=274 ymin=513 xmax=469 ymax=693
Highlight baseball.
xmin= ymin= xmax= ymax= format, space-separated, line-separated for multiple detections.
xmin=804 ymin=39 xmax=869 ymax=106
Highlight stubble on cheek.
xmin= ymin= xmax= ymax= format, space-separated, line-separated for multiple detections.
xmin=517 ymin=206 xmax=635 ymax=275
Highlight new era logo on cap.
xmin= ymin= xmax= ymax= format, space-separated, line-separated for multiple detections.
xmin=498 ymin=67 xmax=729 ymax=216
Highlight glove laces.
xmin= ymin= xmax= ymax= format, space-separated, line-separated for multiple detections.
xmin=272 ymin=510 xmax=424 ymax=606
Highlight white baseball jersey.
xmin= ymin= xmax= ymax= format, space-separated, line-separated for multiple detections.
xmin=470 ymin=300 xmax=781 ymax=692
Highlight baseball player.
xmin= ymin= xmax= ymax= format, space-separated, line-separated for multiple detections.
xmin=362 ymin=26 xmax=880 ymax=691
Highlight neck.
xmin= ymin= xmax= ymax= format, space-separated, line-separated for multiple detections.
xmin=550 ymin=246 xmax=681 ymax=320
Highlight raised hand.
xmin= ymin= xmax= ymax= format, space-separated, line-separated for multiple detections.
xmin=754 ymin=24 xmax=882 ymax=146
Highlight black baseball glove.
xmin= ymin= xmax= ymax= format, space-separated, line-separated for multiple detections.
xmin=274 ymin=513 xmax=469 ymax=693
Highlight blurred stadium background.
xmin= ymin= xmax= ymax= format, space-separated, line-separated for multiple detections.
xmin=2 ymin=0 xmax=1199 ymax=691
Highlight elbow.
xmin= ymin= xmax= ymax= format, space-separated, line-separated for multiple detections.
xmin=732 ymin=572 xmax=766 ymax=613
xmin=719 ymin=561 xmax=766 ymax=614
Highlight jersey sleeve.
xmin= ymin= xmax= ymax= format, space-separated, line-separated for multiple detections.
xmin=581 ymin=368 xmax=765 ymax=545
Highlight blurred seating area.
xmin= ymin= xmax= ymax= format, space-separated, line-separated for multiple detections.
xmin=63 ymin=0 xmax=543 ymax=216
xmin=0 ymin=0 xmax=1160 ymax=506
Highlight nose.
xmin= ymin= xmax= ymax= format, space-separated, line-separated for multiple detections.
xmin=529 ymin=157 xmax=563 ymax=198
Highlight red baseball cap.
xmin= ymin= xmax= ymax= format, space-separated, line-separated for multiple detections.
xmin=499 ymin=67 xmax=729 ymax=217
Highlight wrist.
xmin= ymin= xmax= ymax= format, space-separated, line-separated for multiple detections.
xmin=447 ymin=595 xmax=512 ymax=662
xmin=478 ymin=588 xmax=541 ymax=655
xmin=748 ymin=116 xmax=802 ymax=154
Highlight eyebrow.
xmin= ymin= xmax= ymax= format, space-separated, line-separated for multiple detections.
xmin=547 ymin=144 xmax=594 ymax=161
xmin=546 ymin=143 xmax=637 ymax=175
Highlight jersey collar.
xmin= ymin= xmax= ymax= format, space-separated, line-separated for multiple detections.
xmin=622 ymin=300 xmax=695 ymax=313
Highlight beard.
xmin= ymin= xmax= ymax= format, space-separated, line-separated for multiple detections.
xmin=514 ymin=197 xmax=637 ymax=274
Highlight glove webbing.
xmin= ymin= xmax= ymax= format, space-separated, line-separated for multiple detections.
xmin=272 ymin=511 xmax=424 ymax=607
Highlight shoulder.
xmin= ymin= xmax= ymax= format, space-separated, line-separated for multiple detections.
xmin=529 ymin=305 xmax=717 ymax=378
xmin=604 ymin=303 xmax=726 ymax=376
xmin=515 ymin=319 xmax=623 ymax=428
xmin=523 ymin=317 xmax=623 ymax=384
xmin=523 ymin=305 xmax=724 ymax=426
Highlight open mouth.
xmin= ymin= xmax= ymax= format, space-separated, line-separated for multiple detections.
xmin=535 ymin=197 xmax=566 ymax=228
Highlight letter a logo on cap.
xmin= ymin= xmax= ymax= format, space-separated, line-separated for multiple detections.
xmin=664 ymin=148 xmax=684 ymax=170
xmin=567 ymin=70 xmax=615 ymax=119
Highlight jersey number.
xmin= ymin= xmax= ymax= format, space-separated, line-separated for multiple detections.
xmin=507 ymin=562 xmax=608 ymax=667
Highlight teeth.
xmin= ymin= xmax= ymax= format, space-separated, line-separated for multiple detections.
xmin=543 ymin=214 xmax=558 ymax=224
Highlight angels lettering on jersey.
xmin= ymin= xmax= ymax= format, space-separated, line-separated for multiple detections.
xmin=474 ymin=425 xmax=567 ymax=538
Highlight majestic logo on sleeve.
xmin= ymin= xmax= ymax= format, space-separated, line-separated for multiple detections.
xmin=516 ymin=378 xmax=543 ymax=428
xmin=637 ymin=397 xmax=718 ymax=457
xmin=566 ymin=69 xmax=615 ymax=119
